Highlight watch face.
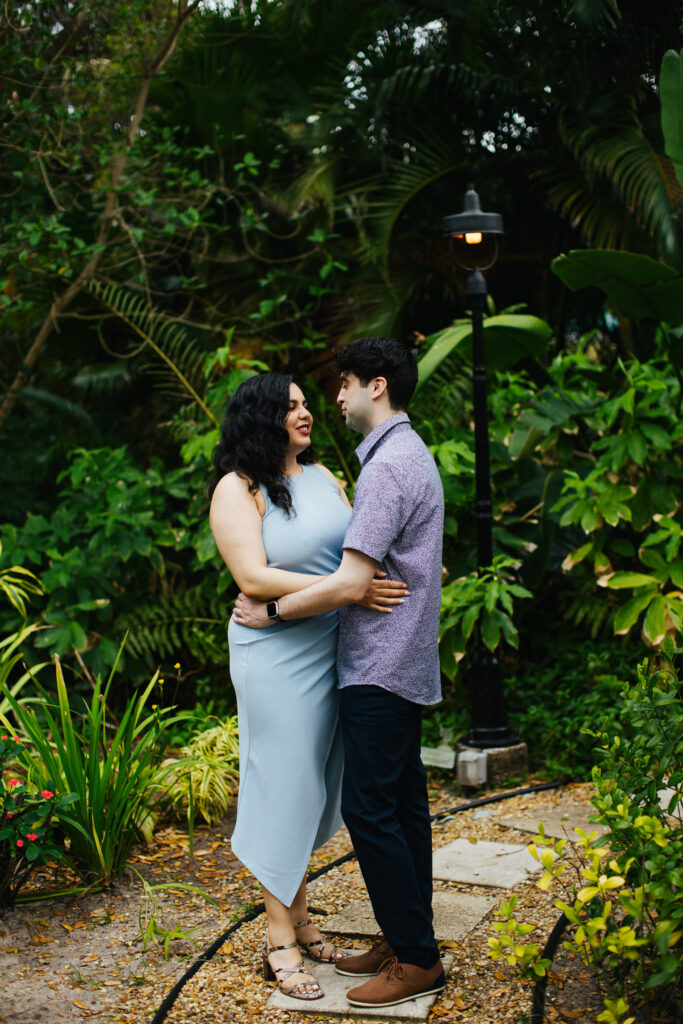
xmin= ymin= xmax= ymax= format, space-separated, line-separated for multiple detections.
xmin=267 ymin=601 xmax=278 ymax=619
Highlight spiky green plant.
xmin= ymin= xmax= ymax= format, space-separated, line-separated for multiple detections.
xmin=0 ymin=643 xmax=184 ymax=883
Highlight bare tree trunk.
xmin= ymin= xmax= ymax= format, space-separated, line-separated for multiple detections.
xmin=0 ymin=0 xmax=201 ymax=429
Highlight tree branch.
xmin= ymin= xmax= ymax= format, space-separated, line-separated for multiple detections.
xmin=0 ymin=0 xmax=201 ymax=429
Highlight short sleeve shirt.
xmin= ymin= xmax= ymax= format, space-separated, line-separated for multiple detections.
xmin=337 ymin=413 xmax=444 ymax=705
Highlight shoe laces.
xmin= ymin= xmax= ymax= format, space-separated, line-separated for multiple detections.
xmin=380 ymin=955 xmax=405 ymax=981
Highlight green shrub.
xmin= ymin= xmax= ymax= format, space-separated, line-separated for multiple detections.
xmin=0 ymin=734 xmax=78 ymax=911
xmin=506 ymin=638 xmax=634 ymax=777
xmin=489 ymin=641 xmax=683 ymax=1023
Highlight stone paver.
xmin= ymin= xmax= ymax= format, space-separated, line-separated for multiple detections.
xmin=496 ymin=802 xmax=609 ymax=840
xmin=324 ymin=891 xmax=496 ymax=942
xmin=432 ymin=838 xmax=542 ymax=888
xmin=266 ymin=953 xmax=453 ymax=1018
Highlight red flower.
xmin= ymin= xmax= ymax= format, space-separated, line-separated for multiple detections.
xmin=13 ymin=737 xmax=20 ymax=743
xmin=6 ymin=812 xmax=13 ymax=819
xmin=40 ymin=790 xmax=54 ymax=799
xmin=7 ymin=779 xmax=21 ymax=789
xmin=27 ymin=833 xmax=38 ymax=841
xmin=16 ymin=839 xmax=23 ymax=848
xmin=1 ymin=735 xmax=6 ymax=740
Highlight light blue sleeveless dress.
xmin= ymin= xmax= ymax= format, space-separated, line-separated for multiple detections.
xmin=228 ymin=463 xmax=351 ymax=906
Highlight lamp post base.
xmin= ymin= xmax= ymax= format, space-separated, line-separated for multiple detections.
xmin=457 ymin=741 xmax=529 ymax=788
xmin=467 ymin=725 xmax=520 ymax=749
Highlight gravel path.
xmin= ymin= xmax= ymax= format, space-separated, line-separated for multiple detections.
xmin=0 ymin=779 xmax=603 ymax=1024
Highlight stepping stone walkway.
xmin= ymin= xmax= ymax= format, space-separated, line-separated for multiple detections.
xmin=266 ymin=791 xmax=607 ymax=1019
xmin=267 ymin=840 xmax=536 ymax=1016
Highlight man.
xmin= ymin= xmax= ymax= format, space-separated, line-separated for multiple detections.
xmin=234 ymin=336 xmax=445 ymax=1007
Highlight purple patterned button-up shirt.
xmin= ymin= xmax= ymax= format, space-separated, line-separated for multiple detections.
xmin=337 ymin=413 xmax=444 ymax=705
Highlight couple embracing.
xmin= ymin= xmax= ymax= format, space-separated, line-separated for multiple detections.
xmin=209 ymin=337 xmax=445 ymax=1009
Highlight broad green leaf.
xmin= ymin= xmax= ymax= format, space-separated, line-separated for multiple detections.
xmin=416 ymin=314 xmax=552 ymax=388
xmin=551 ymin=250 xmax=683 ymax=327
xmin=642 ymin=595 xmax=667 ymax=645
xmin=660 ymin=49 xmax=683 ymax=186
xmin=606 ymin=572 xmax=659 ymax=589
xmin=481 ymin=609 xmax=501 ymax=651
xmin=613 ymin=589 xmax=657 ymax=635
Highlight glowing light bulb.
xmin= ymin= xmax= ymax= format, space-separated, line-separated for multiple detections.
xmin=465 ymin=232 xmax=482 ymax=245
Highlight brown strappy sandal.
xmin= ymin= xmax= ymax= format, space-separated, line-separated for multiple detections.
xmin=293 ymin=918 xmax=344 ymax=964
xmin=261 ymin=937 xmax=324 ymax=1000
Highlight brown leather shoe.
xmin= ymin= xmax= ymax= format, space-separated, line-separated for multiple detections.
xmin=335 ymin=936 xmax=394 ymax=977
xmin=346 ymin=956 xmax=446 ymax=1007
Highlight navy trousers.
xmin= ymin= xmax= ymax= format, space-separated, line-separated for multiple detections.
xmin=339 ymin=684 xmax=440 ymax=969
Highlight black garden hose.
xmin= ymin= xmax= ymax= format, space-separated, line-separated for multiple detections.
xmin=150 ymin=778 xmax=575 ymax=1024
xmin=531 ymin=912 xmax=570 ymax=1024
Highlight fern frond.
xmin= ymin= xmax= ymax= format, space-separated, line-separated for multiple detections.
xmin=86 ymin=281 xmax=217 ymax=425
xmin=19 ymin=387 xmax=95 ymax=430
xmin=116 ymin=585 xmax=230 ymax=668
xmin=72 ymin=363 xmax=136 ymax=397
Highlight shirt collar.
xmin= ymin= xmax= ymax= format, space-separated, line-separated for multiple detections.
xmin=355 ymin=412 xmax=411 ymax=466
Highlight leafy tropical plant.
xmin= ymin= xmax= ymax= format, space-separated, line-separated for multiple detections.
xmin=158 ymin=717 xmax=240 ymax=828
xmin=0 ymin=625 xmax=48 ymax=717
xmin=0 ymin=645 xmax=185 ymax=883
xmin=439 ymin=555 xmax=532 ymax=680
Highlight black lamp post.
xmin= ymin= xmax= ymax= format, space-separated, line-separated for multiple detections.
xmin=442 ymin=184 xmax=517 ymax=749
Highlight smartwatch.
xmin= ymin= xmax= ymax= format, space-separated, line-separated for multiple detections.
xmin=266 ymin=599 xmax=281 ymax=621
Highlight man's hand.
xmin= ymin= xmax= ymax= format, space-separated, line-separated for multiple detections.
xmin=358 ymin=569 xmax=409 ymax=613
xmin=233 ymin=593 xmax=272 ymax=629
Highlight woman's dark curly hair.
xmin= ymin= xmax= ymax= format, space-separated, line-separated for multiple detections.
xmin=209 ymin=372 xmax=314 ymax=515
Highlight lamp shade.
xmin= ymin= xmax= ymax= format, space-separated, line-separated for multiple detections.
xmin=442 ymin=185 xmax=503 ymax=271
xmin=442 ymin=184 xmax=504 ymax=238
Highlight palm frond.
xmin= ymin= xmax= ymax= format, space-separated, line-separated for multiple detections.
xmin=280 ymin=157 xmax=339 ymax=218
xmin=350 ymin=134 xmax=465 ymax=270
xmin=371 ymin=61 xmax=513 ymax=128
xmin=566 ymin=0 xmax=621 ymax=29
xmin=540 ymin=110 xmax=682 ymax=264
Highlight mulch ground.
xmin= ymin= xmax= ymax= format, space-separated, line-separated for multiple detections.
xmin=0 ymin=776 xmax=605 ymax=1024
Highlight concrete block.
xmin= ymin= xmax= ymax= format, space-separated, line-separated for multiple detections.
xmin=457 ymin=749 xmax=487 ymax=786
xmin=266 ymin=953 xmax=453 ymax=1018
xmin=324 ymin=891 xmax=496 ymax=942
xmin=432 ymin=837 xmax=542 ymax=888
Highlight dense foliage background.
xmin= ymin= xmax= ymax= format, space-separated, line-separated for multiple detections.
xmin=2 ymin=0 xmax=683 ymax=774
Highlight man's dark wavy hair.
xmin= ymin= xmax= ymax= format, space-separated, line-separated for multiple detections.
xmin=336 ymin=336 xmax=418 ymax=409
xmin=209 ymin=372 xmax=314 ymax=514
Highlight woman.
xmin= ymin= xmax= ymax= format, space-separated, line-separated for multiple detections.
xmin=209 ymin=373 xmax=406 ymax=1001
